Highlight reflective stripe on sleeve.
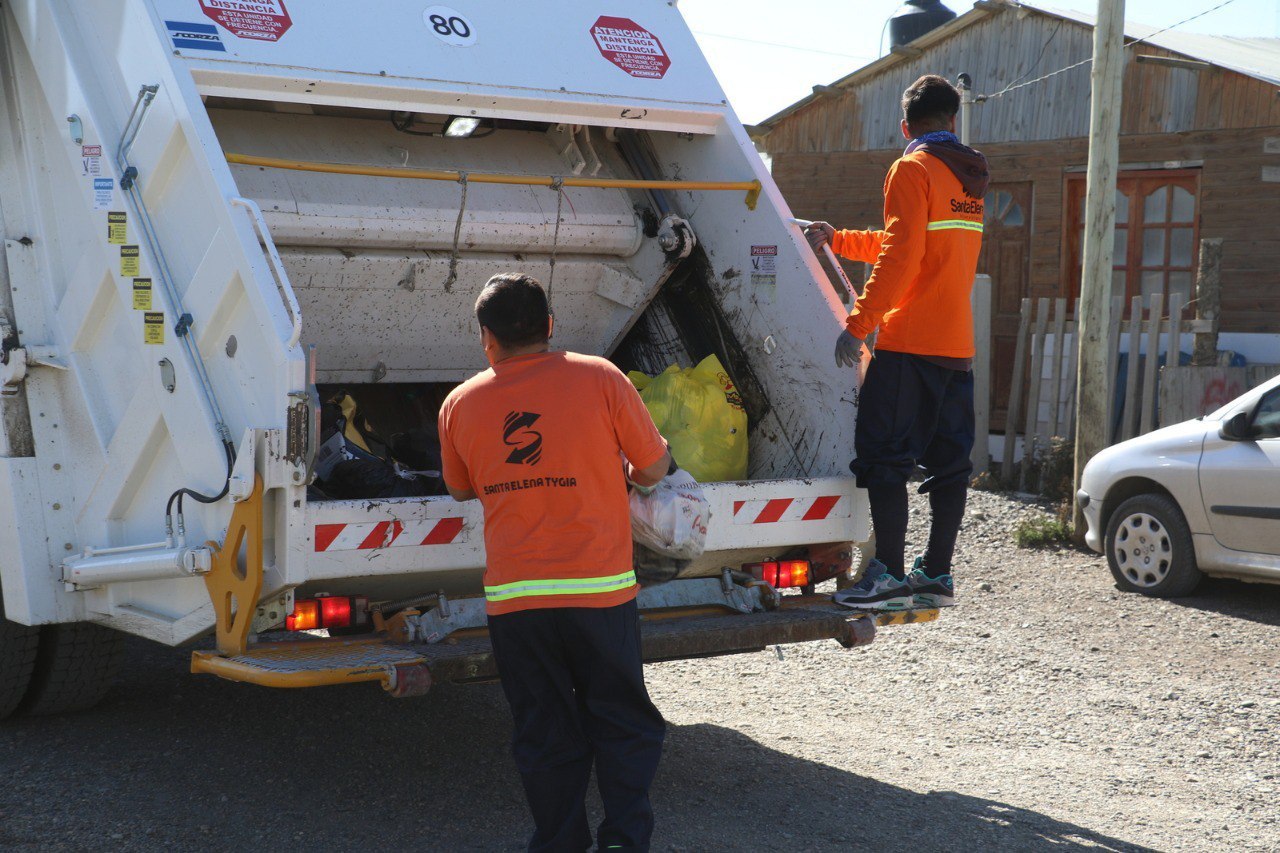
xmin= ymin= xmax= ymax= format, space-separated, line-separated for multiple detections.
xmin=484 ymin=570 xmax=637 ymax=603
xmin=926 ymin=219 xmax=984 ymax=233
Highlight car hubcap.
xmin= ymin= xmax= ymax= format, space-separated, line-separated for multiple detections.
xmin=1113 ymin=512 xmax=1173 ymax=587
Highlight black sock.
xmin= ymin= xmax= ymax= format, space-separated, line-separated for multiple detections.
xmin=867 ymin=482 xmax=908 ymax=580
xmin=923 ymin=481 xmax=967 ymax=577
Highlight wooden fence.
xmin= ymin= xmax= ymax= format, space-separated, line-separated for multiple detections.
xmin=1159 ymin=364 xmax=1280 ymax=425
xmin=1000 ymin=292 xmax=1210 ymax=489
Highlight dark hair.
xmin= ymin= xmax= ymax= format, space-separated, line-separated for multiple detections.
xmin=901 ymin=74 xmax=960 ymax=133
xmin=475 ymin=273 xmax=550 ymax=348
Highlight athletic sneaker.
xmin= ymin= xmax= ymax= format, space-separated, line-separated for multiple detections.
xmin=907 ymin=556 xmax=956 ymax=607
xmin=833 ymin=559 xmax=913 ymax=611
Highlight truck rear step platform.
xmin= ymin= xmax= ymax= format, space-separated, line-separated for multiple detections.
xmin=190 ymin=602 xmax=938 ymax=696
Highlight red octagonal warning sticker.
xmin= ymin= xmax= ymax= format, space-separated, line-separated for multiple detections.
xmin=590 ymin=16 xmax=670 ymax=79
xmin=200 ymin=0 xmax=292 ymax=42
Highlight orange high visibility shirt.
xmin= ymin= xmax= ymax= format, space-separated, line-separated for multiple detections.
xmin=438 ymin=351 xmax=668 ymax=616
xmin=831 ymin=149 xmax=984 ymax=359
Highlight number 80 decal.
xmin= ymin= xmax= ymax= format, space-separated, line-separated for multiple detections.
xmin=424 ymin=6 xmax=476 ymax=46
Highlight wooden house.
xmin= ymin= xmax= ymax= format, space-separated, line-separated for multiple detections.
xmin=756 ymin=0 xmax=1280 ymax=428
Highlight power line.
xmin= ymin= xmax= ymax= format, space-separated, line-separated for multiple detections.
xmin=978 ymin=54 xmax=1092 ymax=102
xmin=978 ymin=0 xmax=1242 ymax=102
xmin=993 ymin=21 xmax=1064 ymax=97
xmin=691 ymin=29 xmax=874 ymax=61
xmin=1126 ymin=0 xmax=1244 ymax=46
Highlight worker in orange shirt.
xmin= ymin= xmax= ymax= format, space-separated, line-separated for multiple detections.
xmin=438 ymin=273 xmax=673 ymax=853
xmin=806 ymin=74 xmax=989 ymax=611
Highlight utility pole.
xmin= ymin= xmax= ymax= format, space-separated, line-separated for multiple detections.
xmin=956 ymin=72 xmax=991 ymax=474
xmin=956 ymin=72 xmax=973 ymax=145
xmin=1073 ymin=0 xmax=1125 ymax=538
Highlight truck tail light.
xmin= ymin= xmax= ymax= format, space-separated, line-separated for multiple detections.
xmin=320 ymin=596 xmax=351 ymax=627
xmin=286 ymin=599 xmax=319 ymax=631
xmin=286 ymin=595 xmax=369 ymax=631
xmin=743 ymin=560 xmax=810 ymax=589
xmin=777 ymin=559 xmax=810 ymax=587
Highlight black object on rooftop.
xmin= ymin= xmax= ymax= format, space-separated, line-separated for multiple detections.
xmin=889 ymin=0 xmax=957 ymax=50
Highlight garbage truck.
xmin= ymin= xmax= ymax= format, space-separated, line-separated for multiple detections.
xmin=0 ymin=0 xmax=935 ymax=716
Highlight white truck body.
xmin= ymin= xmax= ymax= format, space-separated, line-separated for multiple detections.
xmin=0 ymin=0 xmax=868 ymax=649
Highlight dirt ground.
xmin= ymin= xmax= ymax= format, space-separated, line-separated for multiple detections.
xmin=1 ymin=488 xmax=1277 ymax=852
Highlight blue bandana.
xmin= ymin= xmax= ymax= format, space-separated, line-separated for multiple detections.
xmin=906 ymin=130 xmax=960 ymax=152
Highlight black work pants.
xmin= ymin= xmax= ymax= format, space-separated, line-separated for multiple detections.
xmin=850 ymin=350 xmax=975 ymax=577
xmin=488 ymin=599 xmax=666 ymax=853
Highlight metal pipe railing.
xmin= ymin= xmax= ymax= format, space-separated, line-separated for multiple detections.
xmin=117 ymin=85 xmax=233 ymax=449
xmin=231 ymin=197 xmax=303 ymax=348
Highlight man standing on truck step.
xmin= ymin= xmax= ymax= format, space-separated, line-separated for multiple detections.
xmin=438 ymin=272 xmax=674 ymax=853
xmin=805 ymin=74 xmax=989 ymax=611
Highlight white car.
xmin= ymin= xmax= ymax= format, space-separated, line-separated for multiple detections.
xmin=1079 ymin=373 xmax=1280 ymax=597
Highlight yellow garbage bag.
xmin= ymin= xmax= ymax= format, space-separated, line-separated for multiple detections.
xmin=628 ymin=354 xmax=748 ymax=483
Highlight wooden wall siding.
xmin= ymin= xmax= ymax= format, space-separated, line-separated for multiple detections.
xmin=765 ymin=10 xmax=1280 ymax=155
xmin=772 ymin=127 xmax=1280 ymax=333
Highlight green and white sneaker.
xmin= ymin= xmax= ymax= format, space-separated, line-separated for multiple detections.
xmin=833 ymin=560 xmax=913 ymax=611
xmin=907 ymin=556 xmax=956 ymax=607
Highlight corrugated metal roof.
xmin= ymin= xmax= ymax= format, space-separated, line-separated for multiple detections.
xmin=1035 ymin=4 xmax=1280 ymax=86
xmin=757 ymin=0 xmax=1280 ymax=131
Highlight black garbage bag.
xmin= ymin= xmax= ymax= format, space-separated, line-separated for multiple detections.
xmin=632 ymin=541 xmax=689 ymax=586
xmin=314 ymin=392 xmax=445 ymax=500
xmin=390 ymin=427 xmax=444 ymax=475
xmin=322 ymin=457 xmax=438 ymax=500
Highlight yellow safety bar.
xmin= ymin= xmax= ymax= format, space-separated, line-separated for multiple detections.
xmin=190 ymin=647 xmax=396 ymax=689
xmin=224 ymin=152 xmax=763 ymax=210
xmin=190 ymin=637 xmax=423 ymax=690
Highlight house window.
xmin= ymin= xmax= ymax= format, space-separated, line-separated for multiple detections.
xmin=986 ymin=188 xmax=1026 ymax=229
xmin=1065 ymin=170 xmax=1200 ymax=309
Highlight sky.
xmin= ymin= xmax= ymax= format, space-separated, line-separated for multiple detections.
xmin=681 ymin=0 xmax=1279 ymax=124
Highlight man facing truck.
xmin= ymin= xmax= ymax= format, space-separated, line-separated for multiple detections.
xmin=438 ymin=273 xmax=673 ymax=852
xmin=806 ymin=74 xmax=990 ymax=611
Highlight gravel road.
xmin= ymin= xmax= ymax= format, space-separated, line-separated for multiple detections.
xmin=1 ymin=488 xmax=1277 ymax=851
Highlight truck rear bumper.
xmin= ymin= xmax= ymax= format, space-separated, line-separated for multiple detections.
xmin=299 ymin=477 xmax=868 ymax=590
xmin=191 ymin=601 xmax=937 ymax=695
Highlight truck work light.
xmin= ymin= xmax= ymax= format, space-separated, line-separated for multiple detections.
xmin=444 ymin=116 xmax=482 ymax=137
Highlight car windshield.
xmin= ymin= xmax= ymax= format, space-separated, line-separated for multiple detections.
xmin=1254 ymin=387 xmax=1280 ymax=439
xmin=1208 ymin=374 xmax=1280 ymax=420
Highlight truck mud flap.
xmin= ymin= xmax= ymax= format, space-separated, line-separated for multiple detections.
xmin=191 ymin=603 xmax=938 ymax=695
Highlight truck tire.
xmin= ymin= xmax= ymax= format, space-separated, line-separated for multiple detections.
xmin=18 ymin=621 xmax=124 ymax=716
xmin=1104 ymin=493 xmax=1202 ymax=598
xmin=0 ymin=591 xmax=40 ymax=720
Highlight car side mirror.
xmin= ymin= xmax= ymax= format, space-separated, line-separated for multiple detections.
xmin=1219 ymin=410 xmax=1257 ymax=441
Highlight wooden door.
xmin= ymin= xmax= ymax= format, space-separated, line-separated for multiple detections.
xmin=978 ymin=182 xmax=1032 ymax=431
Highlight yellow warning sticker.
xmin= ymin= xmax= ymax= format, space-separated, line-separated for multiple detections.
xmin=132 ymin=278 xmax=153 ymax=311
xmin=143 ymin=311 xmax=164 ymax=345
xmin=120 ymin=245 xmax=140 ymax=277
xmin=107 ymin=211 xmax=127 ymax=244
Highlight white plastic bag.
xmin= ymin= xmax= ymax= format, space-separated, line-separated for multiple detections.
xmin=629 ymin=470 xmax=711 ymax=560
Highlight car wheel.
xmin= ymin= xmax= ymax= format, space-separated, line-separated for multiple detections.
xmin=1104 ymin=493 xmax=1202 ymax=597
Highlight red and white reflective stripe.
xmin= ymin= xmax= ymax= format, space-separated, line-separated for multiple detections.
xmin=313 ymin=517 xmax=466 ymax=552
xmin=731 ymin=495 xmax=849 ymax=525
